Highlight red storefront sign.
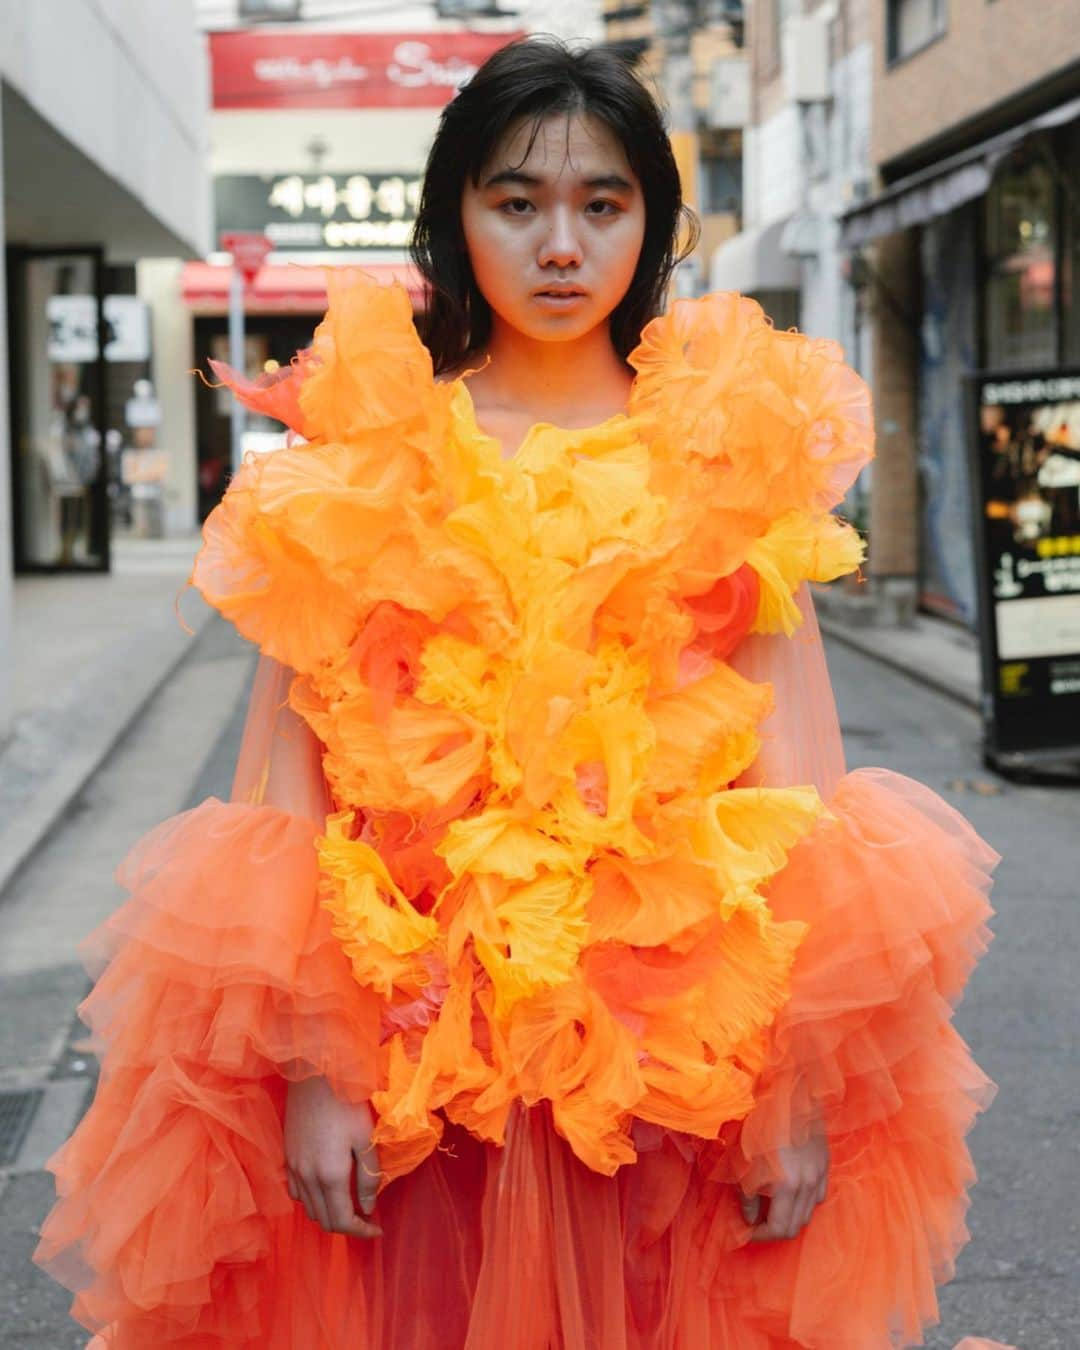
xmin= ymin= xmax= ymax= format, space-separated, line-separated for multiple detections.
xmin=210 ymin=30 xmax=522 ymax=110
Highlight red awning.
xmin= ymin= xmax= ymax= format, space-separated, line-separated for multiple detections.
xmin=181 ymin=261 xmax=423 ymax=314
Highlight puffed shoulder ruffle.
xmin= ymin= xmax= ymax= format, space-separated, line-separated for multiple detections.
xmin=191 ymin=272 xmax=873 ymax=675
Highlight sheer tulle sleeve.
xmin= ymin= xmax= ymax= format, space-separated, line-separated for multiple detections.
xmin=728 ymin=585 xmax=846 ymax=798
xmin=35 ymin=655 xmax=379 ymax=1344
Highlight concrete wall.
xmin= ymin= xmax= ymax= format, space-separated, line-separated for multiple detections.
xmin=874 ymin=0 xmax=1080 ymax=169
xmin=0 ymin=0 xmax=210 ymax=258
xmin=210 ymin=108 xmax=441 ymax=179
xmin=136 ymin=261 xmax=200 ymax=537
xmin=0 ymin=92 xmax=11 ymax=742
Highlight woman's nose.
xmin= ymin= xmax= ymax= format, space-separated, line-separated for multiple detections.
xmin=537 ymin=208 xmax=583 ymax=269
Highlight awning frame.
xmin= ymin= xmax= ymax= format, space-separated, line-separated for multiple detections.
xmin=840 ymin=94 xmax=1080 ymax=249
xmin=708 ymin=216 xmax=801 ymax=294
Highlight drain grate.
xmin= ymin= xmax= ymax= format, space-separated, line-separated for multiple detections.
xmin=0 ymin=1088 xmax=43 ymax=1166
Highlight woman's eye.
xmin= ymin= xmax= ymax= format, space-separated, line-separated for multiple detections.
xmin=585 ymin=200 xmax=620 ymax=218
xmin=499 ymin=198 xmax=534 ymax=215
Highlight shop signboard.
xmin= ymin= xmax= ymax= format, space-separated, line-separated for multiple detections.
xmin=215 ymin=173 xmax=422 ymax=252
xmin=46 ymin=296 xmax=151 ymax=363
xmin=210 ymin=30 xmax=522 ymax=110
xmin=968 ymin=369 xmax=1080 ymax=768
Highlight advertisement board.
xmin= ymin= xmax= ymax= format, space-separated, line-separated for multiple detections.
xmin=215 ymin=173 xmax=422 ymax=252
xmin=210 ymin=31 xmax=521 ymax=110
xmin=969 ymin=370 xmax=1080 ymax=767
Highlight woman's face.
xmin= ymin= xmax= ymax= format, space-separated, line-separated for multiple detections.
xmin=461 ymin=111 xmax=646 ymax=346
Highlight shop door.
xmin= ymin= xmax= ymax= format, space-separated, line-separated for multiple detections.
xmin=7 ymin=247 xmax=110 ymax=572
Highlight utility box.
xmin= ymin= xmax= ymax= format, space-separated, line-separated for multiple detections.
xmin=782 ymin=13 xmax=831 ymax=104
xmin=708 ymin=57 xmax=750 ymax=129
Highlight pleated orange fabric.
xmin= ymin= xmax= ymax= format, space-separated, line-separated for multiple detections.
xmin=38 ymin=272 xmax=999 ymax=1348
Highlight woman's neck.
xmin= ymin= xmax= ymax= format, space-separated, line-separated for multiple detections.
xmin=467 ymin=315 xmax=633 ymax=427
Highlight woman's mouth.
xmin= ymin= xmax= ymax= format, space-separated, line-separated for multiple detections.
xmin=533 ymin=287 xmax=588 ymax=308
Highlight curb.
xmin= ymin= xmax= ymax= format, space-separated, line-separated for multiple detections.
xmin=818 ymin=615 xmax=981 ymax=714
xmin=0 ymin=603 xmax=215 ymax=899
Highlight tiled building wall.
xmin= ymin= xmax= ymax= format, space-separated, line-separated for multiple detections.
xmin=875 ymin=0 xmax=1080 ymax=169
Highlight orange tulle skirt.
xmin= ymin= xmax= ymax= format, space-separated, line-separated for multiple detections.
xmin=37 ymin=766 xmax=998 ymax=1349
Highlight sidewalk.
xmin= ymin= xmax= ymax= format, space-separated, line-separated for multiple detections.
xmin=812 ymin=584 xmax=981 ymax=713
xmin=0 ymin=535 xmax=213 ymax=897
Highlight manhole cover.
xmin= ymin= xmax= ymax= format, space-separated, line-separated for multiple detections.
xmin=0 ymin=1088 xmax=42 ymax=1166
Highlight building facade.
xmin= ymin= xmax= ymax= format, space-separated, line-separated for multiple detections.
xmin=601 ymin=1 xmax=745 ymax=298
xmin=844 ymin=0 xmax=1080 ymax=625
xmin=1 ymin=0 xmax=211 ymax=737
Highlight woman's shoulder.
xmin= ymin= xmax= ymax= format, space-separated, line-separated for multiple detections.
xmin=190 ymin=271 xmax=451 ymax=671
xmin=626 ymin=291 xmax=875 ymax=638
xmin=628 ymin=290 xmax=874 ymax=518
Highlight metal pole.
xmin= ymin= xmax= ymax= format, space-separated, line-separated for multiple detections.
xmin=228 ymin=265 xmax=246 ymax=476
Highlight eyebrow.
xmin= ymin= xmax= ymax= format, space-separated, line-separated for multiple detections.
xmin=481 ymin=169 xmax=635 ymax=192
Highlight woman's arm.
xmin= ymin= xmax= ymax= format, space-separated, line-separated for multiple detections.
xmin=728 ymin=585 xmax=846 ymax=799
xmin=238 ymin=655 xmax=384 ymax=1239
xmin=726 ymin=587 xmax=842 ymax=1239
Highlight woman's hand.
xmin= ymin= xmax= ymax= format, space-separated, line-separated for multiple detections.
xmin=739 ymin=1130 xmax=829 ymax=1242
xmin=284 ymin=1076 xmax=383 ymax=1239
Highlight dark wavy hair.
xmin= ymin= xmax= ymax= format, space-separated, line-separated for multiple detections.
xmin=410 ymin=36 xmax=698 ymax=375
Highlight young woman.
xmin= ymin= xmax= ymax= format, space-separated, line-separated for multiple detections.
xmin=37 ymin=38 xmax=1008 ymax=1350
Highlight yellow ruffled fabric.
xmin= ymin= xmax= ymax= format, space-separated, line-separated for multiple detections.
xmin=191 ymin=271 xmax=874 ymax=1182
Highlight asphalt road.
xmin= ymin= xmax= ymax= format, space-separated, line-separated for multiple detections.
xmin=0 ymin=618 xmax=1077 ymax=1349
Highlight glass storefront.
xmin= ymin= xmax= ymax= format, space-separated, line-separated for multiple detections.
xmin=7 ymin=249 xmax=109 ymax=570
xmin=193 ymin=313 xmax=320 ymax=520
xmin=982 ymin=122 xmax=1080 ymax=371
xmin=6 ymin=249 xmax=158 ymax=571
xmin=983 ymin=149 xmax=1057 ymax=370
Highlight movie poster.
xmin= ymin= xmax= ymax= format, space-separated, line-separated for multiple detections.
xmin=970 ymin=371 xmax=1080 ymax=763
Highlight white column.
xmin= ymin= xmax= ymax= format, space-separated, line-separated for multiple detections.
xmin=0 ymin=89 xmax=14 ymax=742
xmin=137 ymin=259 xmax=199 ymax=536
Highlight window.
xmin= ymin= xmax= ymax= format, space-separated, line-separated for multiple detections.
xmin=1061 ymin=123 xmax=1080 ymax=364
xmin=886 ymin=0 xmax=947 ymax=65
xmin=984 ymin=150 xmax=1057 ymax=369
xmin=699 ymin=130 xmax=742 ymax=215
xmin=239 ymin=0 xmax=301 ymax=17
xmin=770 ymin=0 xmax=799 ymax=67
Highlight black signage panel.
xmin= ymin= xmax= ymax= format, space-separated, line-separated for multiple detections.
xmin=214 ymin=172 xmax=422 ymax=252
xmin=968 ymin=370 xmax=1080 ymax=766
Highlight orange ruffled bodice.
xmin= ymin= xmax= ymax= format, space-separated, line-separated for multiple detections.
xmin=191 ymin=272 xmax=873 ymax=1185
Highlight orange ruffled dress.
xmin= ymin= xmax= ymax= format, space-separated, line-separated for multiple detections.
xmin=37 ymin=273 xmax=1000 ymax=1349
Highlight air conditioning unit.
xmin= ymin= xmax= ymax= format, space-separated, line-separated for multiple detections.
xmin=781 ymin=13 xmax=830 ymax=104
xmin=708 ymin=56 xmax=750 ymax=128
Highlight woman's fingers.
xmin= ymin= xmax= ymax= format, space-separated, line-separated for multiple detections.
xmin=321 ymin=1170 xmax=382 ymax=1239
xmin=353 ymin=1141 xmax=381 ymax=1218
xmin=792 ymin=1183 xmax=817 ymax=1234
xmin=746 ymin=1181 xmax=825 ymax=1242
xmin=749 ymin=1187 xmax=796 ymax=1242
xmin=738 ymin=1189 xmax=761 ymax=1225
xmin=297 ymin=1176 xmax=328 ymax=1232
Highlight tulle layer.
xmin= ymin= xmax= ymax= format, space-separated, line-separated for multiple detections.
xmin=38 ymin=767 xmax=996 ymax=1348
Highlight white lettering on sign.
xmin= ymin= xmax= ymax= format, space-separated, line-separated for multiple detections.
xmin=387 ymin=41 xmax=478 ymax=89
xmin=324 ymin=219 xmax=414 ymax=248
xmin=253 ymin=56 xmax=370 ymax=89
xmin=983 ymin=376 xmax=1080 ymax=405
xmin=266 ymin=173 xmax=421 ymax=223
xmin=249 ymin=42 xmax=478 ymax=94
